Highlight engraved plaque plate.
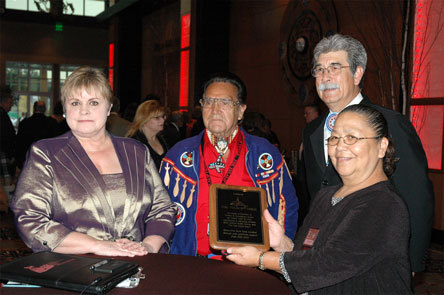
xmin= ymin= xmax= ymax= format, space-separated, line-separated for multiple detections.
xmin=209 ymin=184 xmax=270 ymax=251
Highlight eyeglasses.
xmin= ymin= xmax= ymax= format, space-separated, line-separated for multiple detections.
xmin=311 ymin=64 xmax=351 ymax=78
xmin=199 ymin=97 xmax=240 ymax=109
xmin=326 ymin=135 xmax=381 ymax=146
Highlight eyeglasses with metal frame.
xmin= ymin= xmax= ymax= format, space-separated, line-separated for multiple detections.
xmin=311 ymin=64 xmax=351 ymax=78
xmin=326 ymin=135 xmax=381 ymax=146
xmin=199 ymin=97 xmax=240 ymax=109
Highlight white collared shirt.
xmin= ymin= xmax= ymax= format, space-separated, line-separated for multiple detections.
xmin=323 ymin=93 xmax=364 ymax=165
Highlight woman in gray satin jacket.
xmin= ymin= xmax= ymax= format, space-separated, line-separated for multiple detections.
xmin=11 ymin=66 xmax=177 ymax=257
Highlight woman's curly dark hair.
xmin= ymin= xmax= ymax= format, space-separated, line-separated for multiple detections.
xmin=340 ymin=104 xmax=399 ymax=176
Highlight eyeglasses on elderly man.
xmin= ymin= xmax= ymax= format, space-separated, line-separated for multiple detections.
xmin=311 ymin=63 xmax=351 ymax=78
xmin=199 ymin=97 xmax=241 ymax=109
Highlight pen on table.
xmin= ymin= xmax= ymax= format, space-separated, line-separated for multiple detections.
xmin=90 ymin=260 xmax=108 ymax=270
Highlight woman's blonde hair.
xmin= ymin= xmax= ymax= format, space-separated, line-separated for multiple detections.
xmin=126 ymin=100 xmax=165 ymax=137
xmin=61 ymin=66 xmax=113 ymax=109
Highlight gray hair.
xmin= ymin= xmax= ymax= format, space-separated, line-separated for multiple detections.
xmin=313 ymin=34 xmax=367 ymax=75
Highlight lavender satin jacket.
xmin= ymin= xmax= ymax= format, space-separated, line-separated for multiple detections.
xmin=11 ymin=131 xmax=177 ymax=253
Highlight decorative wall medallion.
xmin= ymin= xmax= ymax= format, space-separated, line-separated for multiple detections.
xmin=280 ymin=1 xmax=338 ymax=104
xmin=287 ymin=11 xmax=322 ymax=80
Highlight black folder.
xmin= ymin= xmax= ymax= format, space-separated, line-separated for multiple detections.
xmin=0 ymin=252 xmax=139 ymax=294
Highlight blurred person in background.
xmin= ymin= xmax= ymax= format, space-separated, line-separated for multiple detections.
xmin=162 ymin=110 xmax=185 ymax=148
xmin=296 ymin=103 xmax=321 ymax=226
xmin=242 ymin=111 xmax=280 ymax=149
xmin=126 ymin=100 xmax=169 ymax=170
xmin=52 ymin=101 xmax=70 ymax=135
xmin=106 ymin=96 xmax=131 ymax=137
xmin=16 ymin=100 xmax=59 ymax=169
xmin=0 ymin=85 xmax=16 ymax=210
xmin=188 ymin=105 xmax=204 ymax=137
xmin=0 ymin=85 xmax=16 ymax=181
xmin=122 ymin=102 xmax=139 ymax=122
xmin=303 ymin=103 xmax=320 ymax=124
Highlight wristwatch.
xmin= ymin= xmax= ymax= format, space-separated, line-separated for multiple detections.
xmin=258 ymin=252 xmax=266 ymax=270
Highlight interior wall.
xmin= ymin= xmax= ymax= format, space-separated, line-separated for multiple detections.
xmin=139 ymin=0 xmax=230 ymax=111
xmin=140 ymin=2 xmax=181 ymax=109
xmin=115 ymin=12 xmax=143 ymax=107
xmin=0 ymin=18 xmax=107 ymax=112
xmin=229 ymin=0 xmax=301 ymax=154
xmin=193 ymin=0 xmax=230 ymax=106
xmin=333 ymin=0 xmax=405 ymax=111
xmin=228 ymin=0 xmax=443 ymax=234
xmin=228 ymin=0 xmax=406 ymax=153
xmin=0 ymin=20 xmax=108 ymax=67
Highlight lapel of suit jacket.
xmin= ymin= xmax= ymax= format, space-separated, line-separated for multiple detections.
xmin=309 ymin=113 xmax=329 ymax=173
xmin=56 ymin=134 xmax=116 ymax=238
xmin=360 ymin=95 xmax=372 ymax=106
xmin=112 ymin=137 xmax=145 ymax=237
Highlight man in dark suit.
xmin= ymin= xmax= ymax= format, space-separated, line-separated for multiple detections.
xmin=16 ymin=100 xmax=59 ymax=169
xmin=302 ymin=34 xmax=434 ymax=273
xmin=162 ymin=110 xmax=185 ymax=148
xmin=106 ymin=96 xmax=131 ymax=137
xmin=0 ymin=85 xmax=16 ymax=180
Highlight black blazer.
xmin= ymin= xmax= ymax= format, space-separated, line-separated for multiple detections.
xmin=301 ymin=95 xmax=434 ymax=272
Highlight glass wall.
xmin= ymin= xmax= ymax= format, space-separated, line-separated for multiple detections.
xmin=5 ymin=0 xmax=105 ymax=16
xmin=60 ymin=65 xmax=79 ymax=88
xmin=6 ymin=62 xmax=53 ymax=126
xmin=411 ymin=0 xmax=444 ymax=172
xmin=5 ymin=63 xmax=104 ymax=128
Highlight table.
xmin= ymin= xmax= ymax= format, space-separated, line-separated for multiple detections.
xmin=0 ymin=253 xmax=290 ymax=294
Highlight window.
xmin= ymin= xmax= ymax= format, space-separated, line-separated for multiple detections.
xmin=5 ymin=0 xmax=106 ymax=16
xmin=5 ymin=63 xmax=105 ymax=125
xmin=6 ymin=62 xmax=53 ymax=122
xmin=410 ymin=0 xmax=444 ymax=172
xmin=67 ymin=0 xmax=105 ymax=16
xmin=6 ymin=0 xmax=40 ymax=12
xmin=179 ymin=13 xmax=191 ymax=108
xmin=60 ymin=65 xmax=79 ymax=89
xmin=59 ymin=65 xmax=106 ymax=90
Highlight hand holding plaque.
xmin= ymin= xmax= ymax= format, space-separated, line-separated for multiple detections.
xmin=209 ymin=184 xmax=270 ymax=251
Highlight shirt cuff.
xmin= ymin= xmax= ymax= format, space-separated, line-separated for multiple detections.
xmin=280 ymin=252 xmax=291 ymax=283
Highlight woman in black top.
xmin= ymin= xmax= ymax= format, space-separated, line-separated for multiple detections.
xmin=227 ymin=105 xmax=412 ymax=294
xmin=126 ymin=100 xmax=168 ymax=170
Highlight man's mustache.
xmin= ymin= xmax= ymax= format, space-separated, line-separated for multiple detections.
xmin=318 ymin=83 xmax=339 ymax=91
xmin=208 ymin=115 xmax=224 ymax=120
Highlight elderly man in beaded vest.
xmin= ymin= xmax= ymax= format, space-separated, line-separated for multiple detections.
xmin=159 ymin=72 xmax=299 ymax=257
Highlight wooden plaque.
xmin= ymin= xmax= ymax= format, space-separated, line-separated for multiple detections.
xmin=209 ymin=184 xmax=270 ymax=251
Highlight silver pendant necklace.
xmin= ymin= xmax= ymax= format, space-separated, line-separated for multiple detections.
xmin=207 ymin=128 xmax=237 ymax=173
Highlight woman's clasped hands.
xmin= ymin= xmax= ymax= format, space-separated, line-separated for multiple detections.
xmin=94 ymin=239 xmax=150 ymax=257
